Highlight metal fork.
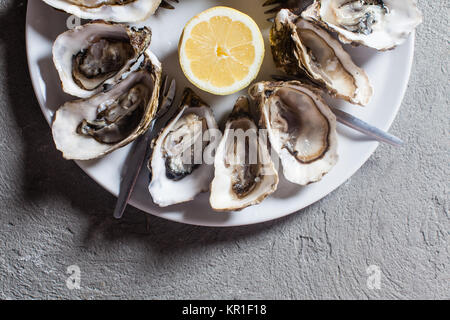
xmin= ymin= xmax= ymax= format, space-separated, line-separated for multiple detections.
xmin=113 ymin=76 xmax=177 ymax=219
xmin=263 ymin=0 xmax=313 ymax=21
xmin=160 ymin=0 xmax=179 ymax=10
xmin=271 ymin=75 xmax=404 ymax=147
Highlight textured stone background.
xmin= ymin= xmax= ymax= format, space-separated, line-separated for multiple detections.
xmin=0 ymin=0 xmax=448 ymax=300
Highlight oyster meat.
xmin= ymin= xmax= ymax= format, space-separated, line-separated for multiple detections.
xmin=271 ymin=9 xmax=373 ymax=105
xmin=53 ymin=21 xmax=152 ymax=98
xmin=249 ymin=81 xmax=338 ymax=186
xmin=42 ymin=0 xmax=163 ymax=23
xmin=210 ymin=97 xmax=279 ymax=212
xmin=52 ymin=49 xmax=162 ymax=160
xmin=302 ymin=0 xmax=423 ymax=50
xmin=148 ymin=88 xmax=219 ymax=207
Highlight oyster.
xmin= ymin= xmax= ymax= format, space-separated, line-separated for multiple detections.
xmin=148 ymin=88 xmax=219 ymax=207
xmin=42 ymin=0 xmax=163 ymax=23
xmin=249 ymin=81 xmax=338 ymax=186
xmin=52 ymin=49 xmax=162 ymax=160
xmin=53 ymin=21 xmax=152 ymax=98
xmin=271 ymin=9 xmax=372 ymax=105
xmin=302 ymin=0 xmax=423 ymax=50
xmin=210 ymin=97 xmax=279 ymax=212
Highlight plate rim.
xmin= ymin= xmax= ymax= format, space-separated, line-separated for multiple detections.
xmin=25 ymin=1 xmax=415 ymax=227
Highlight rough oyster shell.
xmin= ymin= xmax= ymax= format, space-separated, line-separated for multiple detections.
xmin=53 ymin=21 xmax=152 ymax=98
xmin=52 ymin=49 xmax=162 ymax=160
xmin=210 ymin=96 xmax=279 ymax=212
xmin=148 ymin=88 xmax=219 ymax=207
xmin=302 ymin=0 xmax=423 ymax=51
xmin=249 ymin=81 xmax=338 ymax=186
xmin=271 ymin=9 xmax=373 ymax=105
xmin=42 ymin=0 xmax=163 ymax=23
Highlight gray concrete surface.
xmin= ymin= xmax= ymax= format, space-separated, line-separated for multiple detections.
xmin=0 ymin=0 xmax=448 ymax=300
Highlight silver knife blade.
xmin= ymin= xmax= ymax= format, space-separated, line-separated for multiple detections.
xmin=332 ymin=108 xmax=404 ymax=147
xmin=113 ymin=79 xmax=176 ymax=219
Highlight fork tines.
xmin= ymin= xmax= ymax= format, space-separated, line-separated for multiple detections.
xmin=263 ymin=0 xmax=313 ymax=22
xmin=160 ymin=0 xmax=179 ymax=10
xmin=156 ymin=75 xmax=177 ymax=119
xmin=263 ymin=0 xmax=283 ymax=15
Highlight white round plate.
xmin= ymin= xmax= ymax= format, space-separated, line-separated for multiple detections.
xmin=26 ymin=0 xmax=414 ymax=227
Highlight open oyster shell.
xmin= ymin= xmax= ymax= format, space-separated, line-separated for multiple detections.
xmin=52 ymin=49 xmax=162 ymax=160
xmin=249 ymin=81 xmax=338 ymax=186
xmin=148 ymin=88 xmax=219 ymax=207
xmin=210 ymin=97 xmax=279 ymax=212
xmin=42 ymin=0 xmax=163 ymax=23
xmin=271 ymin=9 xmax=373 ymax=105
xmin=302 ymin=0 xmax=423 ymax=51
xmin=53 ymin=21 xmax=152 ymax=98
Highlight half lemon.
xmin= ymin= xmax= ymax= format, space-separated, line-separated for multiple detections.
xmin=179 ymin=6 xmax=265 ymax=96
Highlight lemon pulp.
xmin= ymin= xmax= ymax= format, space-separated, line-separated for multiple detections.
xmin=179 ymin=7 xmax=265 ymax=96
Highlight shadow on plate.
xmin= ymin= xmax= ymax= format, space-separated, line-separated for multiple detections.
xmin=27 ymin=0 xmax=73 ymax=42
xmin=37 ymin=56 xmax=74 ymax=115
